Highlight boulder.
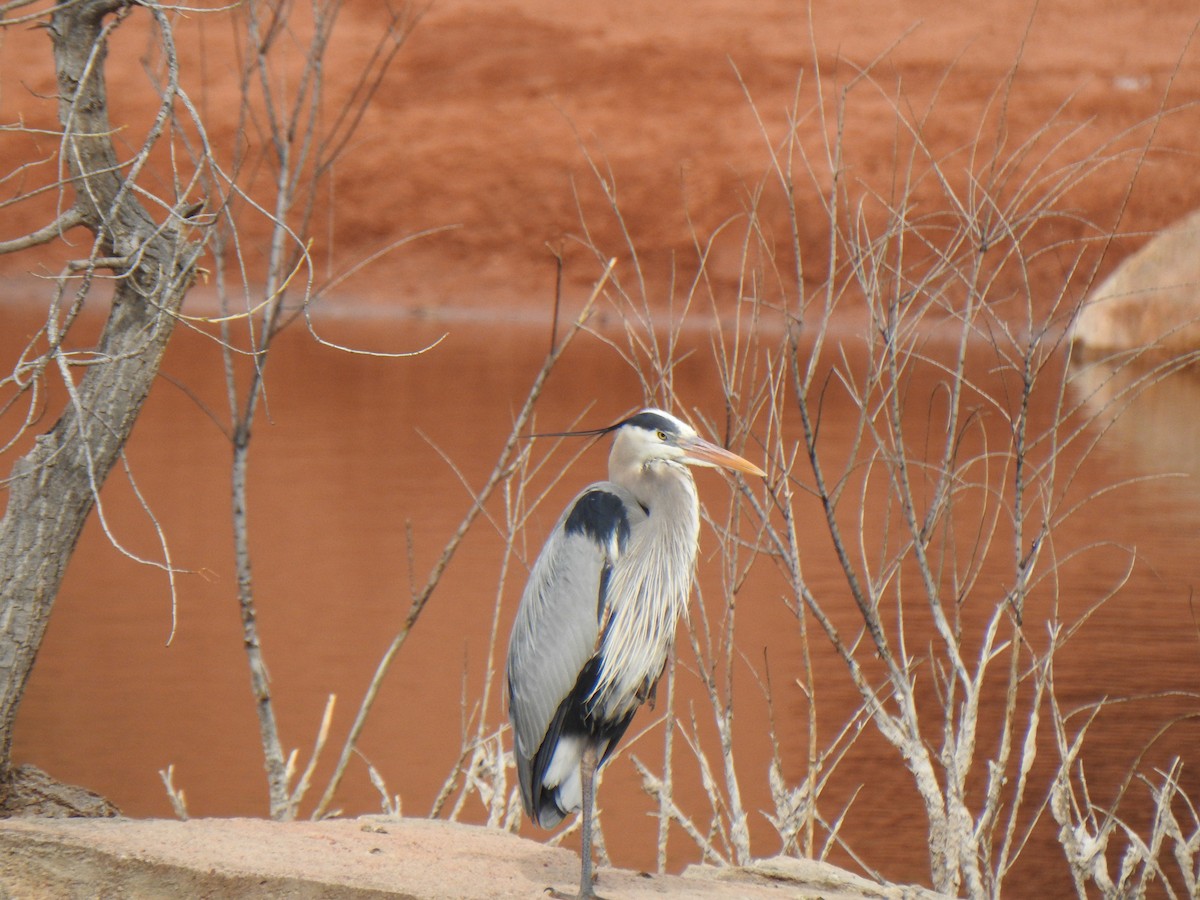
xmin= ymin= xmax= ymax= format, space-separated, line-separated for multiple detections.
xmin=1071 ymin=209 xmax=1200 ymax=355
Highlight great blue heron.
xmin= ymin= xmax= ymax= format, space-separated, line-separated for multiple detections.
xmin=506 ymin=408 xmax=765 ymax=899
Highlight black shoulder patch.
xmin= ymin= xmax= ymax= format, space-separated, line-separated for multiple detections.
xmin=564 ymin=490 xmax=631 ymax=549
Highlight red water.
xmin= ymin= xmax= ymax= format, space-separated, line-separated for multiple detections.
xmin=7 ymin=302 xmax=1200 ymax=895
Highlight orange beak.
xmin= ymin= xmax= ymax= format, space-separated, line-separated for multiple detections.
xmin=679 ymin=436 xmax=766 ymax=477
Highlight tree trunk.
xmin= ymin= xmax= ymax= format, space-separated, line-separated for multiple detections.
xmin=0 ymin=1 xmax=199 ymax=799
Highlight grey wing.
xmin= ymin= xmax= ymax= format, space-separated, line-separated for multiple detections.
xmin=505 ymin=483 xmax=644 ymax=824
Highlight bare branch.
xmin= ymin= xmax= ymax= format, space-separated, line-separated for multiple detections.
xmin=0 ymin=208 xmax=87 ymax=255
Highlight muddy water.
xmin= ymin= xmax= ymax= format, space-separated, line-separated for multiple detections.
xmin=8 ymin=304 xmax=1200 ymax=894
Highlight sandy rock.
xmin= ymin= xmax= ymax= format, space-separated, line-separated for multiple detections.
xmin=1072 ymin=209 xmax=1200 ymax=354
xmin=689 ymin=855 xmax=949 ymax=899
xmin=0 ymin=816 xmax=951 ymax=899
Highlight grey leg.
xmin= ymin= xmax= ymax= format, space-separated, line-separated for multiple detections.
xmin=577 ymin=742 xmax=599 ymax=898
xmin=548 ymin=742 xmax=604 ymax=900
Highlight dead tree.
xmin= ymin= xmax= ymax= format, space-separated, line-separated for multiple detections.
xmin=0 ymin=1 xmax=200 ymax=806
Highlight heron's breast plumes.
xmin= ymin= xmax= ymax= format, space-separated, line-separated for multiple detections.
xmin=588 ymin=467 xmax=700 ymax=722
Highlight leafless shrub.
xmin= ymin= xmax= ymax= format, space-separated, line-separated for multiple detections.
xmin=483 ymin=25 xmax=1200 ymax=900
xmin=157 ymin=764 xmax=189 ymax=821
xmin=1051 ymin=692 xmax=1200 ymax=899
xmin=127 ymin=0 xmax=433 ymax=821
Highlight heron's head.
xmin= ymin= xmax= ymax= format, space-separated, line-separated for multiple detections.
xmin=611 ymin=408 xmax=765 ymax=478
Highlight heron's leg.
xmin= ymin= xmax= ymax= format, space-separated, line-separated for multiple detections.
xmin=577 ymin=741 xmax=599 ymax=899
xmin=549 ymin=742 xmax=605 ymax=900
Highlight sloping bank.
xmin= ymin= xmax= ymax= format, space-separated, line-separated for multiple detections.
xmin=0 ymin=815 xmax=950 ymax=900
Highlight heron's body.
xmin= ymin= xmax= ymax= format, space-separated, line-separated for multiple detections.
xmin=506 ymin=409 xmax=764 ymax=899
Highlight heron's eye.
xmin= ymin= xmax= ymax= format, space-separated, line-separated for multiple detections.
xmin=656 ymin=430 xmax=667 ymax=441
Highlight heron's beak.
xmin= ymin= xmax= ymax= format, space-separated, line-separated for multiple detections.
xmin=680 ymin=436 xmax=766 ymax=477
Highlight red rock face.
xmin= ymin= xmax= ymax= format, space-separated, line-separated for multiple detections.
xmin=3 ymin=2 xmax=1199 ymax=318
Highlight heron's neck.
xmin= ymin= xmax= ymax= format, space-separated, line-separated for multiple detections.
xmin=617 ymin=459 xmax=700 ymax=544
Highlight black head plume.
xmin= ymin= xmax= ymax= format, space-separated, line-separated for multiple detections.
xmin=527 ymin=408 xmax=682 ymax=441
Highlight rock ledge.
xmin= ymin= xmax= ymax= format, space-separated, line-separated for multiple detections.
xmin=0 ymin=816 xmax=949 ymax=899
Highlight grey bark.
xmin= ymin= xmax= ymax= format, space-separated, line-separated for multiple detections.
xmin=0 ymin=0 xmax=200 ymax=796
